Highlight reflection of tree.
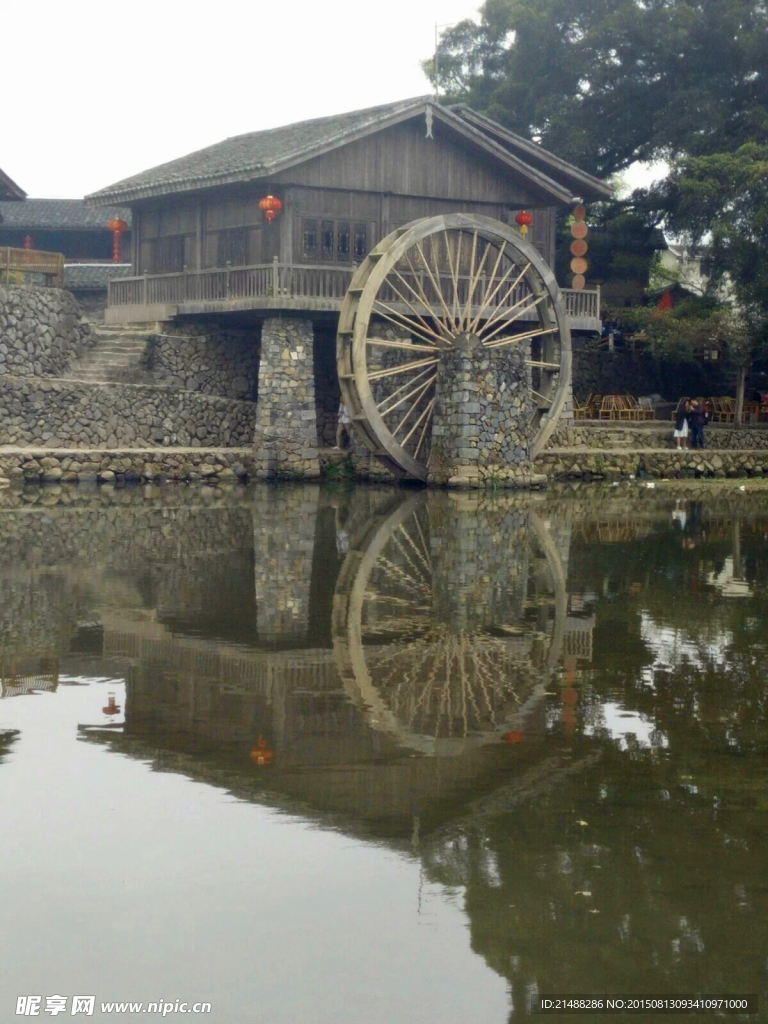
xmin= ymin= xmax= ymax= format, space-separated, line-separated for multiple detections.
xmin=421 ymin=742 xmax=768 ymax=1013
xmin=0 ymin=729 xmax=19 ymax=763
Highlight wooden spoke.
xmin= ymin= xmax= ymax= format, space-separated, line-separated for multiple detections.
xmin=478 ymin=292 xmax=545 ymax=344
xmin=467 ymin=242 xmax=511 ymax=333
xmin=372 ymin=297 xmax=446 ymax=347
xmin=401 ymin=396 xmax=435 ymax=448
xmin=390 ymin=377 xmax=436 ymax=437
xmin=414 ymin=240 xmax=457 ymax=333
xmin=473 ymin=261 xmax=532 ymax=338
xmin=368 ymin=357 xmax=438 ymax=382
xmin=377 ymin=365 xmax=435 ymax=412
xmin=483 ymin=327 xmax=557 ymax=349
xmin=526 ymin=359 xmax=561 ymax=369
xmin=459 ymin=231 xmax=479 ymax=333
xmin=381 ymin=271 xmax=452 ymax=343
xmin=442 ymin=230 xmax=461 ymax=334
xmin=402 ymin=252 xmax=454 ymax=343
xmin=366 ymin=338 xmax=437 ymax=353
xmin=379 ymin=373 xmax=436 ymax=420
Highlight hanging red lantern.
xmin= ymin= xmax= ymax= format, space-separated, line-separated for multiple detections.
xmin=102 ymin=693 xmax=121 ymax=716
xmin=259 ymin=194 xmax=283 ymax=224
xmin=502 ymin=730 xmax=523 ymax=745
xmin=515 ymin=210 xmax=534 ymax=237
xmin=107 ymin=217 xmax=128 ymax=263
xmin=250 ymin=735 xmax=274 ymax=766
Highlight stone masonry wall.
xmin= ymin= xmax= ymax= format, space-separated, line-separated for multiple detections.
xmin=142 ymin=322 xmax=260 ymax=400
xmin=0 ymin=373 xmax=255 ymax=448
xmin=253 ymin=317 xmax=320 ymax=480
xmin=572 ymin=348 xmax=730 ymax=402
xmin=0 ymin=284 xmax=94 ymax=376
xmin=428 ymin=335 xmax=534 ymax=488
xmin=549 ymin=422 xmax=768 ymax=451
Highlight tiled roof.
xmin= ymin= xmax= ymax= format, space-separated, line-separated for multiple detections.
xmin=87 ymin=97 xmax=432 ymax=203
xmin=87 ymin=96 xmax=603 ymax=207
xmin=0 ymin=198 xmax=131 ymax=230
xmin=64 ymin=263 xmax=132 ymax=289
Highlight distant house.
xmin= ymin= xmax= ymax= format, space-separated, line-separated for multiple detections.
xmin=87 ymin=96 xmax=611 ymax=328
xmin=0 ymin=198 xmax=131 ymax=261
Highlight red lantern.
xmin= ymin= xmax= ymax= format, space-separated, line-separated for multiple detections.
xmin=515 ymin=210 xmax=534 ymax=237
xmin=102 ymin=693 xmax=121 ymax=716
xmin=259 ymin=194 xmax=282 ymax=224
xmin=250 ymin=735 xmax=274 ymax=766
xmin=502 ymin=730 xmax=523 ymax=745
xmin=107 ymin=217 xmax=128 ymax=263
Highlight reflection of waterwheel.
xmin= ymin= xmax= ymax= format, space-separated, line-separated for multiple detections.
xmin=332 ymin=493 xmax=566 ymax=756
xmin=336 ymin=213 xmax=571 ymax=480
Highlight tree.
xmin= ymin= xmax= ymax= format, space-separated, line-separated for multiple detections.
xmin=425 ymin=0 xmax=768 ymax=178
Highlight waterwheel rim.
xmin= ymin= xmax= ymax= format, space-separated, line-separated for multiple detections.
xmin=337 ymin=213 xmax=572 ymax=480
xmin=332 ymin=492 xmax=567 ymax=756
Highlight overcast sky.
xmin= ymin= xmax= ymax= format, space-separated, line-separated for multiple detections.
xmin=5 ymin=0 xmax=658 ymax=201
xmin=5 ymin=0 xmax=480 ymax=198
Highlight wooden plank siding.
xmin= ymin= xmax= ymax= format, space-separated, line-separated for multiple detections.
xmin=129 ymin=117 xmax=558 ymax=280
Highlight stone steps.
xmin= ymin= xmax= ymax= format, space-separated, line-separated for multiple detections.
xmin=66 ymin=330 xmax=152 ymax=384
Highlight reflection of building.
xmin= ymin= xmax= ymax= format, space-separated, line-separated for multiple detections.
xmin=1 ymin=657 xmax=59 ymax=699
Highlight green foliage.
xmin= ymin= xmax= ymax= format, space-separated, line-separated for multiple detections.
xmin=619 ymin=301 xmax=754 ymax=372
xmin=321 ymin=454 xmax=354 ymax=481
xmin=656 ymin=144 xmax=768 ymax=342
xmin=427 ymin=0 xmax=768 ymax=178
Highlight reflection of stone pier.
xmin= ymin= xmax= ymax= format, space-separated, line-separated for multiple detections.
xmin=429 ymin=492 xmax=530 ymax=632
xmin=252 ymin=487 xmax=320 ymax=643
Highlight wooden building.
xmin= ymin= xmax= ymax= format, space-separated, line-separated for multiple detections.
xmin=0 ymin=198 xmax=131 ymax=262
xmin=87 ymin=97 xmax=610 ymax=330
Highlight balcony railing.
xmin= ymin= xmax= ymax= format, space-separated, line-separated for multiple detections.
xmin=1 ymin=247 xmax=65 ymax=287
xmin=108 ymin=257 xmax=601 ymax=328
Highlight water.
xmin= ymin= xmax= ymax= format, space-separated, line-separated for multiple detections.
xmin=1 ymin=483 xmax=766 ymax=1023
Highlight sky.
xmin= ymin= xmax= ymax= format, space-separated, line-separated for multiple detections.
xmin=4 ymin=0 xmax=480 ymax=199
xmin=4 ymin=0 xmax=661 ymax=201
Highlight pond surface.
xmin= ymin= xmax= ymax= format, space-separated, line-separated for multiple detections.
xmin=1 ymin=483 xmax=766 ymax=1022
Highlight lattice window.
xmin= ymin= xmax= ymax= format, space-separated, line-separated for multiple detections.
xmin=337 ymin=221 xmax=351 ymax=262
xmin=321 ymin=220 xmax=335 ymax=261
xmin=302 ymin=219 xmax=318 ymax=261
xmin=354 ymin=223 xmax=368 ymax=263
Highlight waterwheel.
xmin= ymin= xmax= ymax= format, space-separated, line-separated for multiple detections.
xmin=332 ymin=492 xmax=566 ymax=756
xmin=336 ymin=213 xmax=572 ymax=480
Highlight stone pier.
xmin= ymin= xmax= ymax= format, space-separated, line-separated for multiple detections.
xmin=427 ymin=334 xmax=534 ymax=488
xmin=253 ymin=317 xmax=320 ymax=480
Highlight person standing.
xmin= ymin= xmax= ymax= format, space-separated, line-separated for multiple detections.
xmin=673 ymin=399 xmax=691 ymax=449
xmin=688 ymin=400 xmax=709 ymax=449
xmin=335 ymin=400 xmax=351 ymax=449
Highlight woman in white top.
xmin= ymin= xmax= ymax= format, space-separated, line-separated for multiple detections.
xmin=336 ymin=401 xmax=351 ymax=449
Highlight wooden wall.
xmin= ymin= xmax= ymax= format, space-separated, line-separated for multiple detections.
xmin=130 ymin=117 xmax=560 ymax=275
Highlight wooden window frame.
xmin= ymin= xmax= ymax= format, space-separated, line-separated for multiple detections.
xmin=301 ymin=216 xmax=375 ymax=265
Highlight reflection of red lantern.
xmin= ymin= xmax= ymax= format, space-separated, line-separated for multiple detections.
xmin=23 ymin=235 xmax=33 ymax=250
xmin=102 ymin=693 xmax=121 ymax=716
xmin=258 ymin=194 xmax=282 ymax=224
xmin=502 ymin=730 xmax=523 ymax=745
xmin=250 ymin=735 xmax=273 ymax=765
xmin=515 ymin=210 xmax=533 ymax=237
xmin=107 ymin=217 xmax=128 ymax=263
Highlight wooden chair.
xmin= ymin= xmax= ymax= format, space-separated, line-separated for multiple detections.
xmin=637 ymin=396 xmax=655 ymax=420
xmin=599 ymin=395 xmax=624 ymax=420
xmin=573 ymin=393 xmax=592 ymax=421
xmin=618 ymin=396 xmax=639 ymax=421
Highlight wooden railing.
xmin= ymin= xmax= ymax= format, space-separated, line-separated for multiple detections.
xmin=1 ymin=247 xmax=65 ymax=287
xmin=108 ymin=257 xmax=601 ymax=327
